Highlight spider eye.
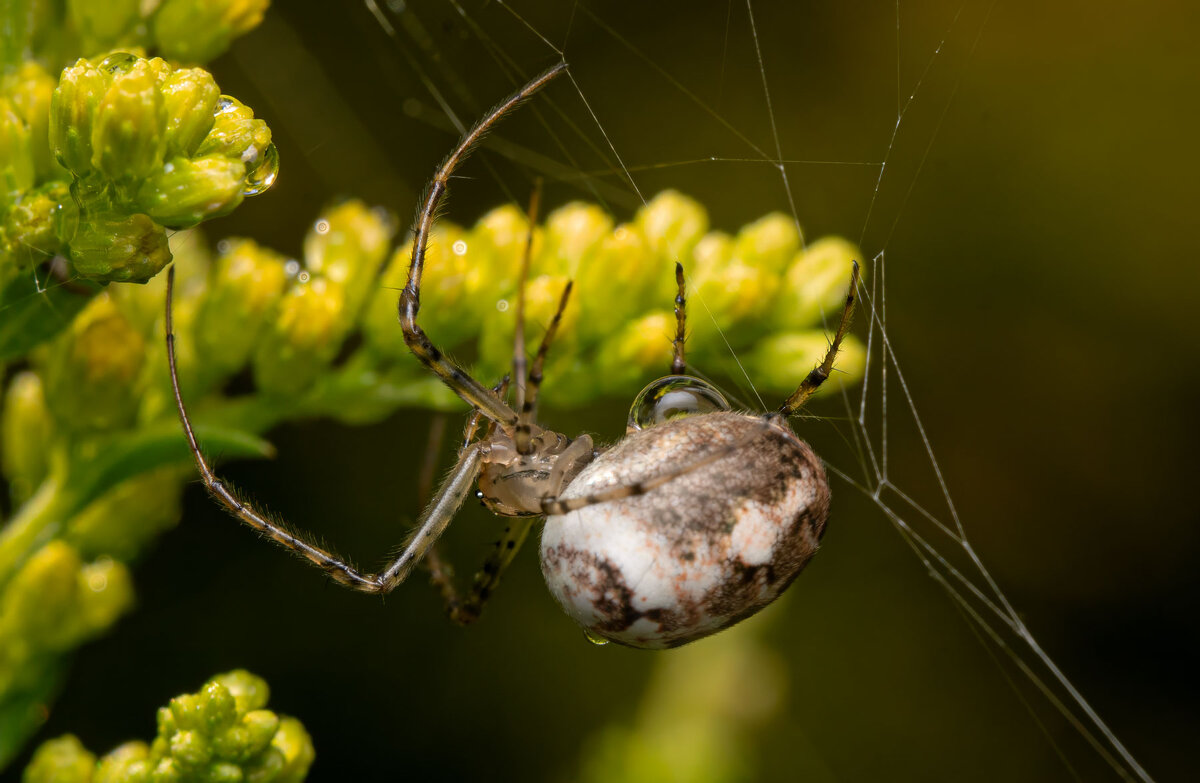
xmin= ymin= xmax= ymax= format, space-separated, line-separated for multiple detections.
xmin=628 ymin=375 xmax=731 ymax=431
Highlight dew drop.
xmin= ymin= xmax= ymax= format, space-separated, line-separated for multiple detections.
xmin=496 ymin=299 xmax=509 ymax=312
xmin=242 ymin=143 xmax=279 ymax=196
xmin=452 ymin=239 xmax=467 ymax=255
xmin=628 ymin=375 xmax=731 ymax=431
xmin=216 ymin=239 xmax=231 ymax=254
xmin=284 ymin=259 xmax=301 ymax=277
xmin=297 ymin=271 xmax=310 ymax=283
xmin=98 ymin=52 xmax=138 ymax=75
xmin=583 ymin=630 xmax=610 ymax=646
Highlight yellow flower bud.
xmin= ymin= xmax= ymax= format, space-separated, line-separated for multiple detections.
xmin=161 ymin=67 xmax=220 ymax=157
xmin=540 ymin=201 xmax=612 ymax=276
xmin=272 ymin=718 xmax=315 ymax=783
xmin=733 ymin=212 xmax=801 ymax=274
xmin=0 ymin=98 xmax=34 ymax=201
xmin=69 ymin=0 xmax=142 ymax=52
xmin=636 ymin=190 xmax=709 ymax=261
xmin=154 ymin=0 xmax=271 ymax=64
xmin=689 ymin=231 xmax=777 ymax=341
xmin=135 ymin=154 xmax=247 ymax=228
xmin=1 ymin=181 xmax=70 ymax=270
xmin=467 ymin=204 xmax=533 ymax=292
xmin=95 ymin=741 xmax=152 ymax=782
xmin=252 ymin=275 xmax=347 ymax=396
xmin=195 ymin=95 xmax=272 ymax=176
xmin=303 ymin=201 xmax=395 ymax=318
xmin=41 ymin=293 xmax=146 ymax=432
xmin=5 ymin=62 xmax=59 ymax=181
xmin=49 ymin=59 xmax=106 ymax=176
xmin=21 ymin=734 xmax=96 ymax=783
xmin=741 ymin=331 xmax=867 ymax=398
xmin=67 ymin=208 xmax=172 ymax=283
xmin=575 ymin=223 xmax=661 ymax=338
xmin=65 ymin=466 xmax=186 ymax=561
xmin=91 ymin=58 xmax=167 ymax=182
xmin=193 ymin=238 xmax=287 ymax=374
xmin=1 ymin=371 xmax=54 ymax=504
xmin=772 ymin=236 xmax=864 ymax=330
xmin=594 ymin=310 xmax=675 ymax=394
xmin=478 ymin=273 xmax=576 ymax=374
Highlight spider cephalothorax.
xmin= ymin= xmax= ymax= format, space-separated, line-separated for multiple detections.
xmin=166 ymin=63 xmax=859 ymax=649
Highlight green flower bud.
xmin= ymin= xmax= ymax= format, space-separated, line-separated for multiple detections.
xmin=1 ymin=541 xmax=131 ymax=651
xmin=238 ymin=711 xmax=280 ymax=759
xmin=540 ymin=201 xmax=612 ymax=277
xmin=152 ymin=757 xmax=184 ymax=782
xmin=478 ymin=273 xmax=576 ymax=374
xmin=168 ymin=730 xmax=211 ymax=768
xmin=67 ymin=208 xmax=171 ymax=283
xmin=135 ymin=155 xmax=247 ymax=228
xmin=22 ymin=734 xmax=95 ymax=783
xmin=740 ymin=331 xmax=867 ymax=398
xmin=193 ymin=238 xmax=287 ymax=374
xmin=594 ymin=310 xmax=675 ymax=394
xmin=772 ymin=236 xmax=863 ymax=330
xmin=303 ymin=201 xmax=395 ymax=317
xmin=575 ymin=223 xmax=658 ymax=338
xmin=364 ymin=224 xmax=474 ymax=357
xmin=68 ymin=0 xmax=143 ymax=52
xmin=205 ymin=762 xmax=244 ymax=782
xmin=195 ymin=96 xmax=271 ymax=175
xmin=688 ymin=231 xmax=777 ymax=341
xmin=733 ymin=212 xmax=801 ymax=274
xmin=95 ymin=741 xmax=152 ymax=783
xmin=4 ymin=62 xmax=60 ymax=181
xmin=41 ymin=293 xmax=146 ymax=432
xmin=243 ymin=747 xmax=285 ymax=783
xmin=65 ymin=467 xmax=186 ymax=561
xmin=467 ymin=203 xmax=532 ymax=292
xmin=211 ymin=670 xmax=270 ymax=713
xmin=270 ymin=718 xmax=314 ymax=783
xmin=160 ymin=68 xmax=220 ymax=157
xmin=154 ymin=0 xmax=271 ymax=64
xmin=1 ymin=371 xmax=54 ymax=504
xmin=91 ymin=58 xmax=167 ymax=182
xmin=252 ymin=275 xmax=346 ymax=396
xmin=0 ymin=98 xmax=35 ymax=201
xmin=636 ymin=190 xmax=709 ymax=261
xmin=2 ymin=181 xmax=72 ymax=269
xmin=107 ymin=225 xmax=212 ymax=333
xmin=50 ymin=59 xmax=107 ymax=176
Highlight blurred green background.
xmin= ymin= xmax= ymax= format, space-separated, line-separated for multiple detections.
xmin=9 ymin=1 xmax=1197 ymax=781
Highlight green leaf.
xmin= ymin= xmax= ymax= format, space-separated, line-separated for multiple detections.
xmin=61 ymin=422 xmax=274 ymax=519
xmin=0 ymin=658 xmax=64 ymax=769
xmin=0 ymin=270 xmax=100 ymax=362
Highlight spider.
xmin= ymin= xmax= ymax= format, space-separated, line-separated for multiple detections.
xmin=165 ymin=62 xmax=860 ymax=649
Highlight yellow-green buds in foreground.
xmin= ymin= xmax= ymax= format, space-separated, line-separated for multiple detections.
xmin=154 ymin=0 xmax=273 ymax=64
xmin=42 ymin=53 xmax=278 ymax=283
xmin=22 ymin=670 xmax=314 ymax=783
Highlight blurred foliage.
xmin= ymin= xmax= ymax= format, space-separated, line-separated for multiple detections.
xmin=0 ymin=0 xmax=870 ymax=774
xmin=21 ymin=669 xmax=314 ymax=782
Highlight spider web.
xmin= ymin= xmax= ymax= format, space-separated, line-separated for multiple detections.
xmin=353 ymin=1 xmax=1156 ymax=781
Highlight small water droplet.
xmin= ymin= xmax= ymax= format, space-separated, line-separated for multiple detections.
xmin=87 ymin=573 xmax=108 ymax=592
xmin=284 ymin=259 xmax=301 ymax=277
xmin=297 ymin=271 xmax=311 ymax=283
xmin=452 ymin=239 xmax=467 ymax=255
xmin=583 ymin=630 xmax=610 ymax=646
xmin=216 ymin=239 xmax=231 ymax=254
xmin=315 ymin=220 xmax=330 ymax=234
xmin=496 ymin=299 xmax=509 ymax=312
xmin=243 ymin=143 xmax=279 ymax=196
xmin=98 ymin=52 xmax=138 ymax=75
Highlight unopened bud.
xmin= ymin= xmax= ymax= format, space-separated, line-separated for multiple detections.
xmin=773 ymin=237 xmax=863 ymax=330
xmin=193 ymin=238 xmax=287 ymax=373
xmin=196 ymin=96 xmax=272 ymax=175
xmin=50 ymin=59 xmax=106 ymax=175
xmin=91 ymin=58 xmax=167 ymax=182
xmin=154 ymin=0 xmax=271 ymax=64
xmin=65 ymin=466 xmax=185 ymax=561
xmin=741 ymin=331 xmax=867 ymax=398
xmin=594 ymin=311 xmax=675 ymax=393
xmin=67 ymin=207 xmax=171 ymax=283
xmin=41 ymin=293 xmax=146 ymax=432
xmin=161 ymin=67 xmax=220 ymax=157
xmin=734 ymin=212 xmax=801 ymax=274
xmin=68 ymin=0 xmax=142 ymax=52
xmin=21 ymin=734 xmax=95 ymax=783
xmin=135 ymin=154 xmax=247 ymax=228
xmin=94 ymin=741 xmax=151 ymax=782
xmin=252 ymin=275 xmax=346 ymax=395
xmin=6 ymin=62 xmax=60 ymax=181
xmin=636 ymin=190 xmax=708 ymax=261
xmin=2 ymin=181 xmax=70 ymax=270
xmin=303 ymin=201 xmax=395 ymax=317
xmin=1 ymin=371 xmax=54 ymax=503
xmin=0 ymin=98 xmax=34 ymax=201
xmin=540 ymin=201 xmax=612 ymax=277
xmin=272 ymin=718 xmax=315 ymax=783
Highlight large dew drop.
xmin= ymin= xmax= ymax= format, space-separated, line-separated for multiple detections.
xmin=242 ymin=143 xmax=279 ymax=196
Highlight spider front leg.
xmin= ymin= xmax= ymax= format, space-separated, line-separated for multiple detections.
xmin=165 ymin=266 xmax=482 ymax=594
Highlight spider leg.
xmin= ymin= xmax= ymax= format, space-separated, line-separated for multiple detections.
xmin=399 ymin=63 xmax=566 ymax=429
xmin=446 ymin=518 xmax=538 ymax=626
xmin=778 ymin=260 xmax=861 ymax=415
xmin=671 ymin=261 xmax=688 ymax=374
xmin=166 ymin=266 xmax=482 ymax=594
xmin=521 ymin=279 xmax=573 ymax=432
xmin=512 ymin=182 xmax=542 ymax=454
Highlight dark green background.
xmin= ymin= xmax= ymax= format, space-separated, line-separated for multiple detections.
xmin=14 ymin=1 xmax=1198 ymax=781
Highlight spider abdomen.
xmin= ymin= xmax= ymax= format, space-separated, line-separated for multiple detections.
xmin=540 ymin=411 xmax=830 ymax=649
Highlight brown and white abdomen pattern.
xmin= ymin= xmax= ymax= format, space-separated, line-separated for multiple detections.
xmin=540 ymin=412 xmax=830 ymax=649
